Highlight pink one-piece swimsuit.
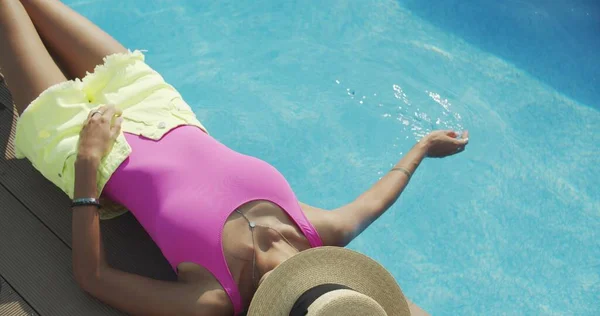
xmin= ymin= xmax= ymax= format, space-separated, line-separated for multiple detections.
xmin=102 ymin=125 xmax=323 ymax=315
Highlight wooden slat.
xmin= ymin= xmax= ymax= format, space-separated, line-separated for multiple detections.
xmin=0 ymin=186 xmax=122 ymax=315
xmin=0 ymin=276 xmax=37 ymax=316
xmin=0 ymin=75 xmax=9 ymax=112
xmin=0 ymin=79 xmax=16 ymax=163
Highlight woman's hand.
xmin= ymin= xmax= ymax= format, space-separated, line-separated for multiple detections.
xmin=77 ymin=104 xmax=123 ymax=163
xmin=421 ymin=130 xmax=469 ymax=158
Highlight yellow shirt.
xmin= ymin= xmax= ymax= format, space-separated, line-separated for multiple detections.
xmin=14 ymin=51 xmax=206 ymax=218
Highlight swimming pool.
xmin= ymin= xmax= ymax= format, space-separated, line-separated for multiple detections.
xmin=67 ymin=0 xmax=600 ymax=314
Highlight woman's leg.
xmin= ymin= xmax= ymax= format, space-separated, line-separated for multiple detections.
xmin=0 ymin=0 xmax=67 ymax=114
xmin=21 ymin=0 xmax=128 ymax=80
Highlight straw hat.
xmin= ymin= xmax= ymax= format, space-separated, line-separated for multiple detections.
xmin=247 ymin=246 xmax=411 ymax=316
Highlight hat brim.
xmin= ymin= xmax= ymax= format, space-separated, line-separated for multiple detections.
xmin=248 ymin=246 xmax=411 ymax=316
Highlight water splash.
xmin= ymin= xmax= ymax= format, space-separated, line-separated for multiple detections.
xmin=426 ymin=90 xmax=464 ymax=132
xmin=393 ymin=84 xmax=411 ymax=105
xmin=427 ymin=91 xmax=451 ymax=112
xmin=336 ymin=80 xmax=464 ymax=147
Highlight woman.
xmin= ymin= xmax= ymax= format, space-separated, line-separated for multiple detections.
xmin=0 ymin=1 xmax=469 ymax=315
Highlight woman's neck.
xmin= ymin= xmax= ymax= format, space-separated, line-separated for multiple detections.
xmin=225 ymin=201 xmax=310 ymax=305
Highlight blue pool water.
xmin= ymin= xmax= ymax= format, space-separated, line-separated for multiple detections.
xmin=67 ymin=0 xmax=599 ymax=314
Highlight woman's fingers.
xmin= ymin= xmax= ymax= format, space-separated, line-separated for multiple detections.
xmin=445 ymin=130 xmax=469 ymax=140
xmin=452 ymin=130 xmax=469 ymax=145
xmin=100 ymin=104 xmax=121 ymax=121
xmin=445 ymin=130 xmax=458 ymax=138
xmin=450 ymin=136 xmax=468 ymax=146
xmin=447 ymin=131 xmax=468 ymax=155
xmin=85 ymin=104 xmax=122 ymax=125
xmin=110 ymin=116 xmax=123 ymax=139
xmin=85 ymin=105 xmax=104 ymax=124
xmin=96 ymin=104 xmax=109 ymax=115
xmin=82 ymin=104 xmax=122 ymax=135
xmin=87 ymin=108 xmax=98 ymax=120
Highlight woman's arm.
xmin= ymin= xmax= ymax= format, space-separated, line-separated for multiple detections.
xmin=71 ymin=105 xmax=229 ymax=316
xmin=302 ymin=130 xmax=469 ymax=246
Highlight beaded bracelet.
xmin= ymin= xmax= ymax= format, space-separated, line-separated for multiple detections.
xmin=71 ymin=198 xmax=101 ymax=209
